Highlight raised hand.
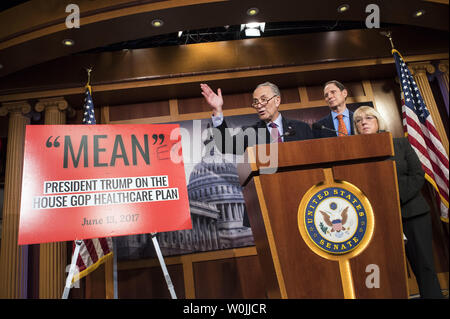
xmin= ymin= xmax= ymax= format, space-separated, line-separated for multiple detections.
xmin=200 ymin=83 xmax=223 ymax=116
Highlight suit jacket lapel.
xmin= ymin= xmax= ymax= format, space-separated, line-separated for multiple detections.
xmin=324 ymin=114 xmax=336 ymax=137
xmin=282 ymin=117 xmax=295 ymax=142
xmin=325 ymin=114 xmax=334 ymax=130
xmin=349 ymin=111 xmax=354 ymax=135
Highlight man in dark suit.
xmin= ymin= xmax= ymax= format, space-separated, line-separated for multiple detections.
xmin=313 ymin=80 xmax=354 ymax=138
xmin=201 ymin=81 xmax=313 ymax=228
xmin=200 ymin=82 xmax=314 ymax=155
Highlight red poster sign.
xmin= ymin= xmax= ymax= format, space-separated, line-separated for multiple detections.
xmin=18 ymin=124 xmax=191 ymax=245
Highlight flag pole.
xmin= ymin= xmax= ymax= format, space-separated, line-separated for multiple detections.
xmin=83 ymin=67 xmax=118 ymax=297
xmin=381 ymin=31 xmax=411 ymax=239
xmin=85 ymin=67 xmax=92 ymax=83
xmin=62 ymin=240 xmax=83 ymax=299
xmin=380 ymin=30 xmax=395 ymax=51
xmin=61 ymin=67 xmax=93 ymax=299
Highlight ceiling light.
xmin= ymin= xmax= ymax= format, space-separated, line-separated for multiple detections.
xmin=62 ymin=39 xmax=74 ymax=46
xmin=151 ymin=19 xmax=164 ymax=27
xmin=337 ymin=4 xmax=350 ymax=13
xmin=241 ymin=22 xmax=265 ymax=37
xmin=246 ymin=22 xmax=261 ymax=29
xmin=413 ymin=10 xmax=425 ymax=17
xmin=247 ymin=8 xmax=259 ymax=16
xmin=178 ymin=31 xmax=183 ymax=38
xmin=245 ymin=28 xmax=261 ymax=37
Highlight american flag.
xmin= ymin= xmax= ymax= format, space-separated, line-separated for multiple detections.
xmin=393 ymin=50 xmax=449 ymax=222
xmin=82 ymin=86 xmax=96 ymax=124
xmin=74 ymin=86 xmax=113 ymax=281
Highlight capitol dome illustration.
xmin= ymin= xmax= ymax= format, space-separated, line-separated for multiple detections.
xmin=187 ymin=154 xmax=254 ymax=249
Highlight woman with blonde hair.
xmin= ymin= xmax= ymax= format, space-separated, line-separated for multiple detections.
xmin=353 ymin=105 xmax=442 ymax=299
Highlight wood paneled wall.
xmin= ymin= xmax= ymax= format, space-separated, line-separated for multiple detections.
xmin=80 ymin=247 xmax=264 ymax=299
xmin=99 ymin=81 xmax=377 ymax=125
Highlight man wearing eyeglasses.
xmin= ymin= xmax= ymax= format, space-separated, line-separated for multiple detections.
xmin=200 ymin=82 xmax=314 ymax=155
xmin=313 ymin=80 xmax=354 ymax=138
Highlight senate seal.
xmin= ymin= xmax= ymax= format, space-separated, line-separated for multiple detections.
xmin=298 ymin=181 xmax=374 ymax=257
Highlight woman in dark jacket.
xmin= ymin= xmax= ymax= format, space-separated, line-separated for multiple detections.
xmin=353 ymin=105 xmax=442 ymax=299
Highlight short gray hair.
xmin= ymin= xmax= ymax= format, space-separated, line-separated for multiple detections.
xmin=324 ymin=80 xmax=346 ymax=91
xmin=353 ymin=105 xmax=388 ymax=134
xmin=255 ymin=82 xmax=281 ymax=96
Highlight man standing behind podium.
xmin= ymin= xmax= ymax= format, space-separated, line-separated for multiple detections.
xmin=201 ymin=82 xmax=313 ymax=228
xmin=200 ymin=82 xmax=314 ymax=155
xmin=313 ymin=80 xmax=354 ymax=138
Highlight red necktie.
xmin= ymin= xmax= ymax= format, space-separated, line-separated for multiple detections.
xmin=269 ymin=122 xmax=282 ymax=143
xmin=336 ymin=114 xmax=348 ymax=136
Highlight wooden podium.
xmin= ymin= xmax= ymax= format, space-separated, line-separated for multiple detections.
xmin=237 ymin=133 xmax=409 ymax=299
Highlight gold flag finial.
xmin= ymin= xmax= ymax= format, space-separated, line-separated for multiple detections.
xmin=380 ymin=31 xmax=395 ymax=51
xmin=85 ymin=67 xmax=93 ymax=86
xmin=85 ymin=67 xmax=93 ymax=94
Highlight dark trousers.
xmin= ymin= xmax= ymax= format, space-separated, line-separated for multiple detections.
xmin=403 ymin=213 xmax=443 ymax=299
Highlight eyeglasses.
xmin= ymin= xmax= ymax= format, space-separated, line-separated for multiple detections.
xmin=252 ymin=95 xmax=277 ymax=108
xmin=354 ymin=115 xmax=377 ymax=125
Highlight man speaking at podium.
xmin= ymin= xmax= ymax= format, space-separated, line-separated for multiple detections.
xmin=313 ymin=80 xmax=354 ymax=138
xmin=200 ymin=82 xmax=314 ymax=155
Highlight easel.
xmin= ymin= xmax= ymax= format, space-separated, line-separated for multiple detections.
xmin=62 ymin=234 xmax=177 ymax=299
xmin=61 ymin=67 xmax=177 ymax=299
xmin=151 ymin=232 xmax=177 ymax=299
xmin=62 ymin=239 xmax=83 ymax=299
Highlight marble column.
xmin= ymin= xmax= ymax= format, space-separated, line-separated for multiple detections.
xmin=0 ymin=101 xmax=31 ymax=298
xmin=35 ymin=97 xmax=68 ymax=124
xmin=410 ymin=62 xmax=449 ymax=156
xmin=34 ymin=97 xmax=68 ymax=298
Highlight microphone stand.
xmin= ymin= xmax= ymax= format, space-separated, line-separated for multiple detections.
xmin=313 ymin=124 xmax=348 ymax=136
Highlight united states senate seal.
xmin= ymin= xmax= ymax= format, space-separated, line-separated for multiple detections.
xmin=298 ymin=181 xmax=374 ymax=257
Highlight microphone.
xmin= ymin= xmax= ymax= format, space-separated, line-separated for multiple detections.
xmin=270 ymin=126 xmax=296 ymax=143
xmin=312 ymin=123 xmax=348 ymax=136
xmin=281 ymin=126 xmax=296 ymax=139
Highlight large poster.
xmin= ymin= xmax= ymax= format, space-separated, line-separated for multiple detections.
xmin=18 ymin=124 xmax=191 ymax=245
xmin=116 ymin=116 xmax=257 ymax=259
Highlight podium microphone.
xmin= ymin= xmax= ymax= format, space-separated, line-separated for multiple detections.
xmin=272 ymin=126 xmax=296 ymax=143
xmin=312 ymin=123 xmax=348 ymax=136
